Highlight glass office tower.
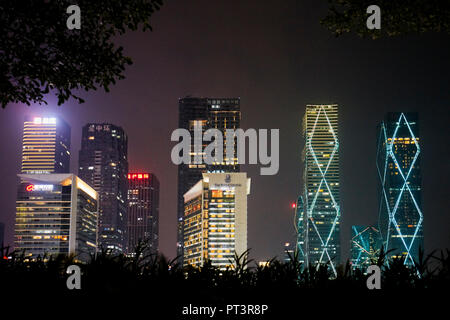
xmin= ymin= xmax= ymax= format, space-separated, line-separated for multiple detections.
xmin=350 ymin=225 xmax=382 ymax=269
xmin=21 ymin=116 xmax=71 ymax=174
xmin=177 ymin=97 xmax=241 ymax=260
xmin=377 ymin=112 xmax=423 ymax=266
xmin=301 ymin=104 xmax=340 ymax=276
xmin=78 ymin=124 xmax=128 ymax=254
xmin=127 ymin=173 xmax=160 ymax=254
xmin=14 ymin=174 xmax=98 ymax=262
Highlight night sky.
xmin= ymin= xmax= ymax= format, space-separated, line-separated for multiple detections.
xmin=0 ymin=0 xmax=449 ymax=262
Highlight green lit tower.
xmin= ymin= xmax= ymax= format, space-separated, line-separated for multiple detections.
xmin=302 ymin=104 xmax=340 ymax=276
xmin=377 ymin=112 xmax=423 ymax=266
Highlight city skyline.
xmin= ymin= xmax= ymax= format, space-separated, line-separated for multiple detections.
xmin=0 ymin=105 xmax=442 ymax=264
xmin=0 ymin=1 xmax=448 ymax=263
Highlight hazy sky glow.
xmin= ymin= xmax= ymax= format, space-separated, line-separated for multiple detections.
xmin=0 ymin=0 xmax=449 ymax=262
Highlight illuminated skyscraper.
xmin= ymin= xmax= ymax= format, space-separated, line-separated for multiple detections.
xmin=21 ymin=116 xmax=71 ymax=174
xmin=377 ymin=112 xmax=423 ymax=266
xmin=301 ymin=104 xmax=340 ymax=276
xmin=294 ymin=196 xmax=306 ymax=264
xmin=177 ymin=97 xmax=241 ymax=260
xmin=0 ymin=222 xmax=4 ymax=249
xmin=183 ymin=172 xmax=250 ymax=269
xmin=283 ymin=242 xmax=295 ymax=263
xmin=127 ymin=173 xmax=160 ymax=254
xmin=14 ymin=174 xmax=98 ymax=262
xmin=78 ymin=124 xmax=128 ymax=254
xmin=350 ymin=225 xmax=382 ymax=269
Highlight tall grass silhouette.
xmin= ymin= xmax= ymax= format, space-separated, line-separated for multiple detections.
xmin=1 ymin=243 xmax=449 ymax=296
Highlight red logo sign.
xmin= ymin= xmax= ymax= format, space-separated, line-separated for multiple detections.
xmin=128 ymin=173 xmax=150 ymax=180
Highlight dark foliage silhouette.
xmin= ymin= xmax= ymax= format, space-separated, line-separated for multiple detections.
xmin=2 ymin=243 xmax=449 ymax=294
xmin=0 ymin=0 xmax=162 ymax=108
xmin=321 ymin=0 xmax=450 ymax=39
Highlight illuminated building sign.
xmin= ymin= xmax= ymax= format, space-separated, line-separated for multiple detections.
xmin=26 ymin=184 xmax=54 ymax=192
xmin=88 ymin=124 xmax=111 ymax=132
xmin=33 ymin=117 xmax=56 ymax=125
xmin=128 ymin=173 xmax=149 ymax=180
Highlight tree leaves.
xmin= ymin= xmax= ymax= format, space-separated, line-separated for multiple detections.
xmin=321 ymin=0 xmax=450 ymax=39
xmin=0 ymin=0 xmax=163 ymax=108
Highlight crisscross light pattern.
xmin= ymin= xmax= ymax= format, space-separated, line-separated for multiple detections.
xmin=302 ymin=105 xmax=340 ymax=276
xmin=350 ymin=226 xmax=382 ymax=269
xmin=377 ymin=113 xmax=423 ymax=266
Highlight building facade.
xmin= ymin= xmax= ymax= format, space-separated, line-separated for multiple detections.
xmin=78 ymin=123 xmax=128 ymax=253
xmin=301 ymin=104 xmax=341 ymax=276
xmin=21 ymin=116 xmax=71 ymax=174
xmin=127 ymin=173 xmax=160 ymax=254
xmin=177 ymin=97 xmax=241 ymax=260
xmin=350 ymin=225 xmax=382 ymax=269
xmin=294 ymin=196 xmax=305 ymax=264
xmin=377 ymin=112 xmax=423 ymax=266
xmin=14 ymin=174 xmax=98 ymax=262
xmin=183 ymin=172 xmax=250 ymax=269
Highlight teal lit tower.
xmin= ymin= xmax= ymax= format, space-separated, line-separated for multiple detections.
xmin=377 ymin=112 xmax=423 ymax=266
xmin=350 ymin=226 xmax=382 ymax=269
xmin=294 ymin=196 xmax=305 ymax=264
xmin=302 ymin=104 xmax=340 ymax=276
